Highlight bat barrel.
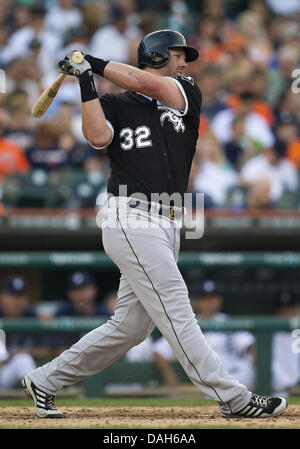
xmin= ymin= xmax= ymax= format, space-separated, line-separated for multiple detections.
xmin=31 ymin=73 xmax=66 ymax=118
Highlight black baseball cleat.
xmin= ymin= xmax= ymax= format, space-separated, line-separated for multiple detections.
xmin=220 ymin=393 xmax=287 ymax=418
xmin=21 ymin=375 xmax=63 ymax=418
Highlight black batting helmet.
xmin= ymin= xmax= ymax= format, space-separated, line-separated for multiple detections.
xmin=137 ymin=29 xmax=199 ymax=69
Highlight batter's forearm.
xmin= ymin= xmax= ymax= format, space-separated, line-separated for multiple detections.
xmin=103 ymin=61 xmax=153 ymax=94
xmin=85 ymin=55 xmax=185 ymax=110
xmin=82 ymin=99 xmax=112 ymax=148
xmin=103 ymin=62 xmax=185 ymax=111
xmin=85 ymin=55 xmax=150 ymax=93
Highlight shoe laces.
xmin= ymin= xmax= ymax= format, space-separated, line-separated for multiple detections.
xmin=45 ymin=394 xmax=57 ymax=410
xmin=251 ymin=393 xmax=268 ymax=408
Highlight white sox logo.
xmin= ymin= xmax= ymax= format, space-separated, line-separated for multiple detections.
xmin=160 ymin=110 xmax=185 ymax=133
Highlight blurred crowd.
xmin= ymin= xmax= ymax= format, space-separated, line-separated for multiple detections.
xmin=1 ymin=272 xmax=299 ymax=396
xmin=0 ymin=0 xmax=300 ymax=210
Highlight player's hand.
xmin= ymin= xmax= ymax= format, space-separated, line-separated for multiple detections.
xmin=58 ymin=51 xmax=91 ymax=77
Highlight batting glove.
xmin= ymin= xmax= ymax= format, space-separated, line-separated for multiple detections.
xmin=58 ymin=51 xmax=91 ymax=77
xmin=58 ymin=51 xmax=98 ymax=103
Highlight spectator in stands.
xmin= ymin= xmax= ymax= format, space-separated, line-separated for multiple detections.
xmin=200 ymin=0 xmax=226 ymax=22
xmin=248 ymin=0 xmax=271 ymax=25
xmin=58 ymin=27 xmax=90 ymax=64
xmin=0 ymin=25 xmax=9 ymax=68
xmin=275 ymin=88 xmax=300 ymax=127
xmin=224 ymin=61 xmax=255 ymax=99
xmin=224 ymin=65 xmax=274 ymax=128
xmin=53 ymin=101 xmax=75 ymax=138
xmin=1 ymin=4 xmax=60 ymax=77
xmin=239 ymin=139 xmax=299 ymax=208
xmin=25 ymin=121 xmax=72 ymax=174
xmin=3 ymin=92 xmax=34 ymax=150
xmin=128 ymin=13 xmax=156 ymax=66
xmin=4 ymin=57 xmax=42 ymax=105
xmin=193 ymin=132 xmax=238 ymax=208
xmin=152 ymin=280 xmax=256 ymax=388
xmin=236 ymin=10 xmax=273 ymax=66
xmin=271 ymin=291 xmax=300 ymax=395
xmin=165 ymin=0 xmax=194 ymax=38
xmin=89 ymin=4 xmax=141 ymax=64
xmin=0 ymin=121 xmax=30 ymax=187
xmin=10 ymin=3 xmax=31 ymax=32
xmin=249 ymin=68 xmax=275 ymax=127
xmin=212 ymin=91 xmax=275 ymax=150
xmin=265 ymin=0 xmax=300 ymax=16
xmin=224 ymin=115 xmax=258 ymax=169
xmin=5 ymin=89 xmax=30 ymax=115
xmin=63 ymin=153 xmax=107 ymax=209
xmin=219 ymin=32 xmax=249 ymax=71
xmin=0 ymin=275 xmax=48 ymax=389
xmin=275 ymin=117 xmax=300 ymax=169
xmin=196 ymin=65 xmax=227 ymax=122
xmin=79 ymin=1 xmax=107 ymax=39
xmin=5 ymin=58 xmax=31 ymax=94
xmin=266 ymin=45 xmax=300 ymax=106
xmin=188 ymin=14 xmax=224 ymax=66
xmin=53 ymin=101 xmax=90 ymax=167
xmin=45 ymin=0 xmax=83 ymax=42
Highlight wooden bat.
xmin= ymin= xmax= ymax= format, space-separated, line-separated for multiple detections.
xmin=31 ymin=51 xmax=84 ymax=118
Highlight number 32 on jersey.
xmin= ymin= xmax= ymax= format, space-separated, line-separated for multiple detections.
xmin=120 ymin=126 xmax=152 ymax=151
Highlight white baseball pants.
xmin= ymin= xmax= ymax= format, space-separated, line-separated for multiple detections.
xmin=28 ymin=198 xmax=251 ymax=413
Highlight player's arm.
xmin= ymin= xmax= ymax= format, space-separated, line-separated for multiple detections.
xmin=58 ymin=53 xmax=112 ymax=149
xmin=81 ymin=98 xmax=112 ymax=149
xmin=85 ymin=56 xmax=186 ymax=111
xmin=103 ymin=61 xmax=185 ymax=111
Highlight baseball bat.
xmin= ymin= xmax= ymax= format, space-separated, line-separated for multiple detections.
xmin=31 ymin=51 xmax=84 ymax=118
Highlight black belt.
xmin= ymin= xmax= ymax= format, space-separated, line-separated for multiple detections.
xmin=128 ymin=199 xmax=182 ymax=220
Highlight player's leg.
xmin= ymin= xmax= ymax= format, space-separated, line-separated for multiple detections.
xmin=102 ymin=211 xmax=251 ymax=414
xmin=27 ymin=274 xmax=155 ymax=394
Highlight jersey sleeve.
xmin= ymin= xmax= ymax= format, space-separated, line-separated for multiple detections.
xmin=88 ymin=93 xmax=117 ymax=150
xmin=173 ymin=75 xmax=202 ymax=120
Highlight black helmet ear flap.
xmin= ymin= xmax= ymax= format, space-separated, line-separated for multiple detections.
xmin=150 ymin=51 xmax=168 ymax=63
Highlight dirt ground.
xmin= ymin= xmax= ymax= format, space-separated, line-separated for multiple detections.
xmin=0 ymin=405 xmax=300 ymax=428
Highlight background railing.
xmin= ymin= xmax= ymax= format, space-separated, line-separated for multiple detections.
xmin=1 ymin=251 xmax=300 ymax=268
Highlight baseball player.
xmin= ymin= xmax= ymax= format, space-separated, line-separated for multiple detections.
xmin=22 ymin=30 xmax=287 ymax=419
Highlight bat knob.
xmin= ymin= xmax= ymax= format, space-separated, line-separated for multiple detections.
xmin=71 ymin=51 xmax=84 ymax=64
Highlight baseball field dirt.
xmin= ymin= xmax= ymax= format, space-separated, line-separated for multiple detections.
xmin=1 ymin=402 xmax=300 ymax=428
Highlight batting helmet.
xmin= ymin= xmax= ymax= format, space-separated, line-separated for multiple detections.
xmin=137 ymin=30 xmax=199 ymax=69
